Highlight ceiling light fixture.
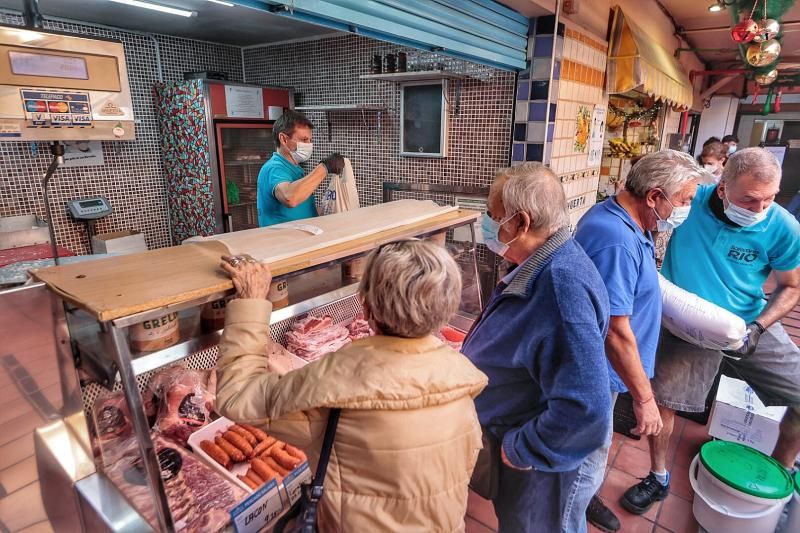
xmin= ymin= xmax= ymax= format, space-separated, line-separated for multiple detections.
xmin=207 ymin=0 xmax=235 ymax=5
xmin=108 ymin=0 xmax=197 ymax=17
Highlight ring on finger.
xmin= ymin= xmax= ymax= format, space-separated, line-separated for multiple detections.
xmin=229 ymin=257 xmax=242 ymax=267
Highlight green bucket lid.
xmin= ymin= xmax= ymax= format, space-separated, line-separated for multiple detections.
xmin=699 ymin=441 xmax=793 ymax=500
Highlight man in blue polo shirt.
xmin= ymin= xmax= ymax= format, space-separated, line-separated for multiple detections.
xmin=623 ymin=147 xmax=800 ymax=514
xmin=574 ymin=150 xmax=703 ymax=532
xmin=257 ymin=109 xmax=345 ymax=226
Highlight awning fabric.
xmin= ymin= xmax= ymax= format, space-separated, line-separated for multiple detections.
xmin=606 ymin=6 xmax=693 ymax=108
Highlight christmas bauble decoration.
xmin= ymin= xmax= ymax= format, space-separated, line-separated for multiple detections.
xmin=755 ymin=69 xmax=779 ymax=85
xmin=731 ymin=19 xmax=760 ymax=43
xmin=746 ymin=39 xmax=781 ymax=67
xmin=753 ymin=19 xmax=781 ymax=43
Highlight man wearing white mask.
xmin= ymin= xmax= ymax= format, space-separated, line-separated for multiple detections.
xmin=257 ymin=109 xmax=344 ymax=226
xmin=622 ymin=147 xmax=800 ymax=515
xmin=573 ymin=150 xmax=702 ymax=532
xmin=722 ymin=134 xmax=738 ymax=155
xmin=462 ymin=163 xmax=611 ymax=533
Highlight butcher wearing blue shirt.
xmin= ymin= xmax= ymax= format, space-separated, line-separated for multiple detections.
xmin=462 ymin=162 xmax=610 ymax=533
xmin=574 ymin=150 xmax=703 ymax=532
xmin=257 ymin=109 xmax=344 ymax=227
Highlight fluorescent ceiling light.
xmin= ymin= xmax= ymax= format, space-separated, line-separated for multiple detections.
xmin=108 ymin=0 xmax=197 ymax=17
xmin=708 ymin=3 xmax=723 ymax=11
xmin=207 ymin=0 xmax=235 ymax=5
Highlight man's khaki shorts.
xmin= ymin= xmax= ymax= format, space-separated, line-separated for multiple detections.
xmin=652 ymin=323 xmax=800 ymax=412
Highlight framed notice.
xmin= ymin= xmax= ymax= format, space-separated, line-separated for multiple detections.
xmin=588 ymin=106 xmax=606 ymax=167
xmin=225 ymin=85 xmax=264 ymax=119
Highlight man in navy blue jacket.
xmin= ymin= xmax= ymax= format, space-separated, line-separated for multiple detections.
xmin=462 ymin=162 xmax=611 ymax=533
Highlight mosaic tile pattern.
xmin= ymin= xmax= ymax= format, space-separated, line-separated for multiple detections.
xmin=154 ymin=81 xmax=215 ymax=243
xmin=0 ymin=14 xmax=242 ymax=254
xmin=243 ymin=34 xmax=515 ymax=209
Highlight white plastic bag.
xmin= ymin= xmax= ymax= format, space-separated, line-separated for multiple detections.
xmin=320 ymin=158 xmax=360 ymax=216
xmin=659 ymin=273 xmax=746 ymax=350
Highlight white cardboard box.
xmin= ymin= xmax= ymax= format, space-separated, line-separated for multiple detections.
xmin=0 ymin=215 xmax=50 ymax=248
xmin=708 ymin=375 xmax=787 ymax=454
xmin=92 ymin=230 xmax=147 ymax=255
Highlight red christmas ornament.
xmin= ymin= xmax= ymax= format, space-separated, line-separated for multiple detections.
xmin=731 ymin=19 xmax=760 ymax=43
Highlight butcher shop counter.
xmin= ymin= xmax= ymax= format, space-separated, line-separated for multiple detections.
xmin=30 ymin=200 xmax=483 ymax=533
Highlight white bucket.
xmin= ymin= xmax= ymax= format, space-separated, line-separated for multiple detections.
xmin=787 ymin=485 xmax=800 ymax=532
xmin=689 ymin=455 xmax=791 ymax=533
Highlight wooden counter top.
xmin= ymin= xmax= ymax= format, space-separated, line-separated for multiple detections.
xmin=32 ymin=205 xmax=479 ymax=322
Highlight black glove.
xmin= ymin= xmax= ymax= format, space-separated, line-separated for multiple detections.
xmin=321 ymin=153 xmax=345 ymax=175
xmin=723 ymin=321 xmax=766 ymax=359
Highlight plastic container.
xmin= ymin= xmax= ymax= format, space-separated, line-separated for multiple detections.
xmin=787 ymin=472 xmax=800 ymax=533
xmin=689 ymin=441 xmax=793 ymax=533
xmin=129 ymin=312 xmax=180 ymax=352
xmin=268 ymin=279 xmax=289 ymax=309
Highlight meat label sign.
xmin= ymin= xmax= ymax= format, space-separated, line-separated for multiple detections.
xmin=231 ymin=478 xmax=285 ymax=533
xmin=282 ymin=462 xmax=312 ymax=506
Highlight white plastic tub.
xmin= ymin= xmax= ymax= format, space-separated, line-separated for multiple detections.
xmin=690 ymin=455 xmax=791 ymax=533
xmin=786 ymin=480 xmax=800 ymax=533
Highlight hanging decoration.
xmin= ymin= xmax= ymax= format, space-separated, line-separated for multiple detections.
xmin=746 ymin=39 xmax=781 ymax=66
xmin=731 ymin=19 xmax=760 ymax=43
xmin=753 ymin=18 xmax=781 ymax=42
xmin=607 ymin=101 xmax=663 ymax=124
xmin=754 ymin=68 xmax=779 ymax=85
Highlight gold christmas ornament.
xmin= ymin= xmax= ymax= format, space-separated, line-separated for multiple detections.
xmin=746 ymin=39 xmax=781 ymax=67
xmin=753 ymin=19 xmax=781 ymax=43
xmin=755 ymin=69 xmax=779 ymax=85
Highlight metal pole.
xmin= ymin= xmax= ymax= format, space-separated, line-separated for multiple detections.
xmin=22 ymin=0 xmax=43 ymax=28
xmin=108 ymin=326 xmax=175 ymax=532
xmin=468 ymin=222 xmax=483 ymax=310
xmin=42 ymin=142 xmax=64 ymax=265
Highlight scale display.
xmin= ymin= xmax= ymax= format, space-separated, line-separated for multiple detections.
xmin=67 ymin=196 xmax=112 ymax=220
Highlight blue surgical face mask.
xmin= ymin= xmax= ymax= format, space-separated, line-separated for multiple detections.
xmin=653 ymin=191 xmax=691 ymax=232
xmin=481 ymin=212 xmax=520 ymax=257
xmin=728 ymin=144 xmax=737 ymax=155
xmin=724 ymin=189 xmax=771 ymax=227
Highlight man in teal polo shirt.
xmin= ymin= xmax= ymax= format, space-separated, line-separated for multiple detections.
xmin=623 ymin=147 xmax=800 ymax=514
xmin=257 ymin=109 xmax=344 ymax=226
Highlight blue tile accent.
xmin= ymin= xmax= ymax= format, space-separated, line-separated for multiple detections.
xmin=536 ymin=15 xmax=555 ymax=35
xmin=531 ymin=80 xmax=549 ymax=100
xmin=549 ymin=103 xmax=557 ymax=120
xmin=552 ymin=60 xmax=561 ymax=80
xmin=519 ymin=67 xmax=531 ymax=80
xmin=557 ymin=22 xmax=565 ymax=37
xmin=547 ymin=122 xmax=554 ymax=142
xmin=526 ymin=143 xmax=544 ymax=162
xmin=533 ymin=36 xmax=553 ymax=57
xmin=516 ymin=81 xmax=530 ymax=100
xmin=529 ymin=102 xmax=547 ymax=121
xmin=513 ymin=123 xmax=527 ymax=142
xmin=512 ymin=143 xmax=525 ymax=162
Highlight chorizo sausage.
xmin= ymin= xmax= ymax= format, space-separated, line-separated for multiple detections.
xmin=239 ymin=423 xmax=269 ymax=443
xmin=238 ymin=474 xmax=260 ymax=490
xmin=284 ymin=444 xmax=307 ymax=462
xmin=262 ymin=455 xmax=290 ymax=477
xmin=228 ymin=424 xmax=257 ymax=446
xmin=252 ymin=436 xmax=278 ymax=457
xmin=200 ymin=440 xmax=230 ymax=469
xmin=272 ymin=447 xmax=302 ymax=470
xmin=222 ymin=430 xmax=254 ymax=458
xmin=215 ymin=436 xmax=246 ymax=462
xmin=251 ymin=458 xmax=278 ymax=482
xmin=245 ymin=468 xmax=264 ymax=485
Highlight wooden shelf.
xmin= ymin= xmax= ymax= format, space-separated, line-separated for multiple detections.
xmin=359 ymin=70 xmax=468 ymax=82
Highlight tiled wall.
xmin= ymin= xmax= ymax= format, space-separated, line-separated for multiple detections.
xmin=550 ymin=25 xmax=608 ymax=227
xmin=243 ymin=34 xmax=515 ymax=209
xmin=0 ymin=14 xmax=242 ymax=254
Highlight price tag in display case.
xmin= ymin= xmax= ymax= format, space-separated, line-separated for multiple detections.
xmin=231 ymin=478 xmax=285 ymax=533
xmin=283 ymin=462 xmax=312 ymax=506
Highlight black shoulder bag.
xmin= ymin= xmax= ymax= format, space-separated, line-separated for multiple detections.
xmin=274 ymin=408 xmax=341 ymax=533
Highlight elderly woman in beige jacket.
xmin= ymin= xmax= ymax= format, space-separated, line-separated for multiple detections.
xmin=215 ymin=240 xmax=488 ymax=532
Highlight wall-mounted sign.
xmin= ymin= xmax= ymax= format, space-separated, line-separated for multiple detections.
xmin=574 ymin=105 xmax=590 ymax=153
xmin=63 ymin=140 xmax=104 ymax=167
xmin=587 ymin=106 xmax=606 ymax=167
xmin=225 ymin=85 xmax=264 ymax=119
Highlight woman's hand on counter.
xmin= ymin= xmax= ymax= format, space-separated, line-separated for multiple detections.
xmin=221 ymin=255 xmax=272 ymax=300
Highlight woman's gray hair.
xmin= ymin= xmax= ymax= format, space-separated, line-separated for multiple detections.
xmin=722 ymin=147 xmax=781 ymax=184
xmin=495 ymin=162 xmax=569 ymax=234
xmin=359 ymin=239 xmax=461 ymax=339
xmin=625 ymin=149 xmax=705 ymax=197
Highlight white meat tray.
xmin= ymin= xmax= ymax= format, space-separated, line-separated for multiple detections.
xmin=188 ymin=416 xmax=259 ymax=492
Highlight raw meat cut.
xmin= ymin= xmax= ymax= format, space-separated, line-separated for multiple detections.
xmin=346 ymin=314 xmax=373 ymax=341
xmin=92 ymin=390 xmax=137 ymax=464
xmin=286 ymin=314 xmax=350 ymax=361
xmin=105 ymin=435 xmax=246 ymax=532
xmin=150 ymin=366 xmax=215 ymax=445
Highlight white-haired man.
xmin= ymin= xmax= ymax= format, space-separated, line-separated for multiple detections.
xmin=623 ymin=147 xmax=800 ymax=514
xmin=462 ymin=163 xmax=611 ymax=532
xmin=573 ymin=150 xmax=703 ymax=532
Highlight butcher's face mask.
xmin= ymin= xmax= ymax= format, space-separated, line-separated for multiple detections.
xmin=280 ymin=130 xmax=313 ymax=164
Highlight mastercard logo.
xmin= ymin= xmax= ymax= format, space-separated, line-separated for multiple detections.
xmin=48 ymin=101 xmax=69 ymax=113
xmin=25 ymin=100 xmax=47 ymax=112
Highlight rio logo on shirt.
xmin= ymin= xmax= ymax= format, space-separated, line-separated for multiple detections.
xmin=727 ymin=245 xmax=760 ymax=264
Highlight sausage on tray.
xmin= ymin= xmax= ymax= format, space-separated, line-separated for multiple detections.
xmin=200 ymin=440 xmax=230 ymax=469
xmin=246 ymin=468 xmax=264 ymax=485
xmin=238 ymin=474 xmax=260 ymax=490
xmin=272 ymin=447 xmax=302 ymax=470
xmin=251 ymin=458 xmax=279 ymax=482
xmin=262 ymin=455 xmax=290 ymax=477
xmin=284 ymin=444 xmax=307 ymax=461
xmin=229 ymin=424 xmax=257 ymax=446
xmin=252 ymin=436 xmax=278 ymax=457
xmin=239 ymin=423 xmax=270 ymax=443
xmin=215 ymin=436 xmax=246 ymax=462
xmin=222 ymin=430 xmax=254 ymax=458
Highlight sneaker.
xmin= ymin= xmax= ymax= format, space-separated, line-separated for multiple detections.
xmin=620 ymin=472 xmax=670 ymax=515
xmin=586 ymin=495 xmax=620 ymax=532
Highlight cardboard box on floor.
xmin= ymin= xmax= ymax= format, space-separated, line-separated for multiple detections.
xmin=92 ymin=230 xmax=147 ymax=255
xmin=708 ymin=375 xmax=787 ymax=454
